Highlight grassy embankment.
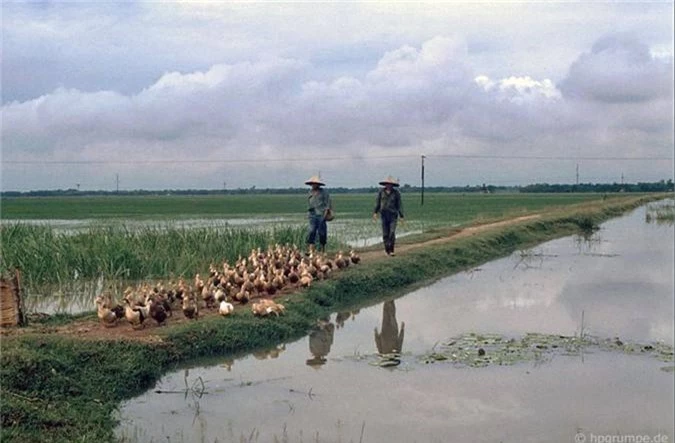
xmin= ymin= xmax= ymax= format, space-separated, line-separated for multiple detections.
xmin=0 ymin=193 xmax=670 ymax=443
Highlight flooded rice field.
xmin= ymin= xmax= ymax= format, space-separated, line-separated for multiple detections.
xmin=116 ymin=203 xmax=674 ymax=442
xmin=19 ymin=217 xmax=431 ymax=314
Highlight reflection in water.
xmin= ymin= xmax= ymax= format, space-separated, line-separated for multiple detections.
xmin=306 ymin=318 xmax=335 ymax=367
xmin=116 ymin=204 xmax=674 ymax=442
xmin=335 ymin=308 xmax=360 ymax=329
xmin=253 ymin=344 xmax=286 ymax=361
xmin=374 ymin=300 xmax=405 ymax=354
xmin=573 ymin=230 xmax=605 ymax=255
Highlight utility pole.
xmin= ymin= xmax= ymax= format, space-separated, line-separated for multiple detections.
xmin=575 ymin=164 xmax=579 ymax=185
xmin=116 ymin=173 xmax=119 ymax=193
xmin=421 ymin=155 xmax=426 ymax=206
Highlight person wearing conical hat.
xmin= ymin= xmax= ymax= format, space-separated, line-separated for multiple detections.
xmin=305 ymin=174 xmax=332 ymax=254
xmin=374 ymin=300 xmax=405 ymax=355
xmin=372 ymin=175 xmax=404 ymax=256
xmin=306 ymin=317 xmax=335 ymax=369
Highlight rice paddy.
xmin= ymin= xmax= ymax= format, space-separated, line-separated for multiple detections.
xmin=0 ymin=192 xmax=662 ymax=310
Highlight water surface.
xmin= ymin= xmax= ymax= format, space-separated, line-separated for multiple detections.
xmin=115 ymin=203 xmax=673 ymax=442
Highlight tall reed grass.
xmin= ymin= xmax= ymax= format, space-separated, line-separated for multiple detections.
xmin=645 ymin=201 xmax=675 ymax=224
xmin=0 ymin=223 xmax=312 ymax=289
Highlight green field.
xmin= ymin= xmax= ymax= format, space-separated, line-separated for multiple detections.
xmin=0 ymin=192 xmax=639 ymax=296
xmin=1 ymin=192 xmax=609 ymax=221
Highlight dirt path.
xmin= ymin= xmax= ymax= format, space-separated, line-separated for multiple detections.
xmin=2 ymin=214 xmax=541 ymax=343
xmin=359 ymin=214 xmax=541 ymax=260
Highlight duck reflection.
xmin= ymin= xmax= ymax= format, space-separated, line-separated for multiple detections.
xmin=335 ymin=308 xmax=361 ymax=329
xmin=374 ymin=300 xmax=405 ymax=354
xmin=253 ymin=344 xmax=286 ymax=361
xmin=220 ymin=357 xmax=235 ymax=372
xmin=306 ymin=317 xmax=335 ymax=368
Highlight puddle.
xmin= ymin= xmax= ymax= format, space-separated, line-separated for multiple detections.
xmin=116 ymin=202 xmax=674 ymax=442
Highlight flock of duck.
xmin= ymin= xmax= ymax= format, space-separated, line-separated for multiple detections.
xmin=94 ymin=244 xmax=361 ymax=329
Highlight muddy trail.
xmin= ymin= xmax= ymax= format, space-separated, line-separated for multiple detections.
xmin=3 ymin=214 xmax=541 ymax=343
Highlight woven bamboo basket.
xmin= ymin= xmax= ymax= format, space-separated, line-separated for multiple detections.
xmin=1 ymin=269 xmax=25 ymax=328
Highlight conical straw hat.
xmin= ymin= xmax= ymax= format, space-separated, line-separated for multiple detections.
xmin=304 ymin=175 xmax=325 ymax=186
xmin=305 ymin=356 xmax=328 ymax=367
xmin=378 ymin=175 xmax=400 ymax=187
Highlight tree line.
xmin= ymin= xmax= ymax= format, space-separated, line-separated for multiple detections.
xmin=1 ymin=179 xmax=672 ymax=198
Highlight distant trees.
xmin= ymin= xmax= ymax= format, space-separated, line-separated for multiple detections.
xmin=519 ymin=179 xmax=673 ymax=193
xmin=1 ymin=179 xmax=672 ymax=198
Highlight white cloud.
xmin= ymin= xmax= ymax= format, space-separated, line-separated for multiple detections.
xmin=475 ymin=75 xmax=562 ymax=104
xmin=1 ymin=2 xmax=673 ymax=191
xmin=560 ymin=33 xmax=674 ymax=103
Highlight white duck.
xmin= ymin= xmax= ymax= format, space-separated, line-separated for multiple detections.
xmin=219 ymin=300 xmax=235 ymax=316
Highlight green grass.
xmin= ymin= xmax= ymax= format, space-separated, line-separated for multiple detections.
xmin=0 ymin=224 xmax=311 ymax=289
xmin=0 ymin=194 xmax=665 ymax=443
xmin=1 ymin=192 xmax=614 ymax=220
xmin=645 ymin=201 xmax=675 ymax=223
xmin=1 ymin=192 xmax=623 ymax=297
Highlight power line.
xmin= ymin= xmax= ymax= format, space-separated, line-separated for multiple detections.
xmin=3 ymin=153 xmax=672 ymax=165
xmin=427 ymin=154 xmax=673 ymax=161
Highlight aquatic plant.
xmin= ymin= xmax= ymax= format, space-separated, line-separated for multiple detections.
xmin=418 ymin=332 xmax=674 ymax=368
xmin=645 ymin=201 xmax=675 ymax=224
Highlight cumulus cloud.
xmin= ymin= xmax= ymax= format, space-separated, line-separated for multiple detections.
xmin=559 ymin=33 xmax=674 ymax=103
xmin=1 ymin=31 xmax=673 ymax=190
xmin=475 ymin=75 xmax=562 ymax=104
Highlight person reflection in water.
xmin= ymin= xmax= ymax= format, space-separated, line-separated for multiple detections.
xmin=306 ymin=317 xmax=335 ymax=368
xmin=374 ymin=300 xmax=405 ymax=354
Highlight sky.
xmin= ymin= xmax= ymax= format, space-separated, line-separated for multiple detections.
xmin=1 ymin=1 xmax=673 ymax=191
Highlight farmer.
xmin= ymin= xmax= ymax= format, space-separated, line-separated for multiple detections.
xmin=306 ymin=317 xmax=335 ymax=368
xmin=372 ymin=175 xmax=404 ymax=256
xmin=305 ymin=175 xmax=332 ymax=254
xmin=374 ymin=300 xmax=405 ymax=354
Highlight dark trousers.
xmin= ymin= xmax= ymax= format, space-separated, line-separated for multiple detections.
xmin=307 ymin=213 xmax=327 ymax=248
xmin=380 ymin=211 xmax=398 ymax=253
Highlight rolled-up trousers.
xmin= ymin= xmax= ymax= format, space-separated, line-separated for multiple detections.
xmin=307 ymin=213 xmax=327 ymax=248
xmin=380 ymin=211 xmax=398 ymax=254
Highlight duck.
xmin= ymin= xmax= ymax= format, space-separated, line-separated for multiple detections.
xmin=214 ymin=286 xmax=227 ymax=303
xmin=146 ymin=295 xmax=168 ymax=326
xmin=194 ymin=273 xmax=205 ymax=293
xmin=335 ymin=251 xmax=348 ymax=269
xmin=350 ymin=250 xmax=361 ymax=264
xmin=182 ymin=292 xmax=199 ymax=320
xmin=288 ymin=267 xmax=300 ymax=285
xmin=252 ymin=299 xmax=286 ymax=317
xmin=97 ymin=291 xmax=125 ymax=319
xmin=251 ymin=300 xmax=270 ymax=317
xmin=95 ymin=295 xmax=119 ymax=327
xmin=123 ymin=299 xmax=148 ymax=329
xmin=235 ymin=289 xmax=250 ymax=304
xmin=267 ymin=301 xmax=285 ymax=316
xmin=219 ymin=300 xmax=234 ymax=316
xmin=272 ymin=270 xmax=285 ymax=289
xmin=299 ymin=269 xmax=313 ymax=287
xmin=264 ymin=278 xmax=277 ymax=296
xmin=110 ymin=302 xmax=125 ymax=320
xmin=201 ymin=284 xmax=216 ymax=309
